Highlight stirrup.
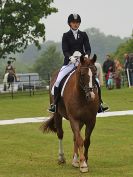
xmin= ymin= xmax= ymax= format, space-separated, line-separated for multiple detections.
xmin=102 ymin=106 xmax=109 ymax=112
xmin=98 ymin=104 xmax=109 ymax=113
xmin=48 ymin=104 xmax=56 ymax=113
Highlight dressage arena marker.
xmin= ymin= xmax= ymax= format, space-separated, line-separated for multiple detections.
xmin=0 ymin=110 xmax=133 ymax=125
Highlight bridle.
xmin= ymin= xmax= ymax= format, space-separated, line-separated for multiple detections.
xmin=79 ymin=65 xmax=96 ymax=100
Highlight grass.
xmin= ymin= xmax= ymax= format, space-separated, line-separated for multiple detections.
xmin=0 ymin=87 xmax=133 ymax=120
xmin=0 ymin=87 xmax=133 ymax=176
xmin=0 ymin=91 xmax=50 ymax=120
xmin=101 ymin=87 xmax=133 ymax=111
xmin=0 ymin=116 xmax=133 ymax=177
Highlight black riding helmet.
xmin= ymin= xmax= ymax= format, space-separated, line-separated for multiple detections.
xmin=7 ymin=61 xmax=11 ymax=64
xmin=68 ymin=14 xmax=81 ymax=25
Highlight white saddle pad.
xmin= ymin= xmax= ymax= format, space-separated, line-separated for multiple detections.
xmin=51 ymin=70 xmax=75 ymax=97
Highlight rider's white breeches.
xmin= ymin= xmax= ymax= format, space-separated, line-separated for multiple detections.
xmin=55 ymin=63 xmax=75 ymax=87
xmin=3 ymin=73 xmax=9 ymax=83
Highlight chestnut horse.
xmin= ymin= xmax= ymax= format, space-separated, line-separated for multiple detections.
xmin=41 ymin=55 xmax=99 ymax=173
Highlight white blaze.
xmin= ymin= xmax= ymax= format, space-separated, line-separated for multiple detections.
xmin=88 ymin=68 xmax=95 ymax=100
xmin=88 ymin=68 xmax=93 ymax=88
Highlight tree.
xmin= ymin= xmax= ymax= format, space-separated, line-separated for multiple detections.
xmin=32 ymin=44 xmax=63 ymax=79
xmin=0 ymin=0 xmax=57 ymax=59
xmin=113 ymin=38 xmax=133 ymax=63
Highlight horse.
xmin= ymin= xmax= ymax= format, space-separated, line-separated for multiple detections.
xmin=3 ymin=71 xmax=15 ymax=91
xmin=41 ymin=54 xmax=99 ymax=173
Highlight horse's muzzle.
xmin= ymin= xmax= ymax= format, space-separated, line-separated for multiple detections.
xmin=86 ymin=91 xmax=95 ymax=102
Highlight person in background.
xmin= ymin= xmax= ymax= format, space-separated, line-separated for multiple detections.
xmin=128 ymin=53 xmax=133 ymax=86
xmin=102 ymin=54 xmax=115 ymax=87
xmin=95 ymin=62 xmax=109 ymax=112
xmin=3 ymin=61 xmax=16 ymax=82
xmin=5 ymin=61 xmax=16 ymax=75
xmin=123 ymin=53 xmax=129 ymax=81
xmin=114 ymin=59 xmax=123 ymax=89
xmin=95 ymin=62 xmax=103 ymax=86
xmin=124 ymin=53 xmax=133 ymax=87
xmin=107 ymin=66 xmax=114 ymax=89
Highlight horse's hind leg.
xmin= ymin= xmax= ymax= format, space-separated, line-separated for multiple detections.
xmin=84 ymin=118 xmax=96 ymax=163
xmin=54 ymin=112 xmax=66 ymax=164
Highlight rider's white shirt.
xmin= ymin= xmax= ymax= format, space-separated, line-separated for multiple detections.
xmin=71 ymin=29 xmax=78 ymax=40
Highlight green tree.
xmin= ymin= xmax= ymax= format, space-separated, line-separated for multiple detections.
xmin=32 ymin=44 xmax=63 ymax=79
xmin=113 ymin=37 xmax=133 ymax=63
xmin=0 ymin=0 xmax=57 ymax=59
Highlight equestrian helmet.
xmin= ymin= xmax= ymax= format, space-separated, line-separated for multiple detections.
xmin=7 ymin=61 xmax=11 ymax=64
xmin=68 ymin=14 xmax=81 ymax=24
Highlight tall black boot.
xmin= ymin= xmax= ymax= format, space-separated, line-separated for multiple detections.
xmin=95 ymin=79 xmax=109 ymax=113
xmin=48 ymin=86 xmax=60 ymax=113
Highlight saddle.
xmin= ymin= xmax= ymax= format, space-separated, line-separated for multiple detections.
xmin=60 ymin=69 xmax=76 ymax=97
xmin=52 ymin=67 xmax=76 ymax=97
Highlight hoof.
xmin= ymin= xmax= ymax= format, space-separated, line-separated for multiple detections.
xmin=58 ymin=158 xmax=66 ymax=165
xmin=58 ymin=153 xmax=66 ymax=164
xmin=80 ymin=161 xmax=88 ymax=173
xmin=72 ymin=161 xmax=79 ymax=168
xmin=80 ymin=166 xmax=88 ymax=173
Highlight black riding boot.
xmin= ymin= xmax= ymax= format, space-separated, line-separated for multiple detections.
xmin=48 ymin=86 xmax=60 ymax=113
xmin=95 ymin=79 xmax=109 ymax=113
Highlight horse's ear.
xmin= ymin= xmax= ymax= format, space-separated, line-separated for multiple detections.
xmin=91 ymin=54 xmax=97 ymax=64
xmin=80 ymin=55 xmax=85 ymax=64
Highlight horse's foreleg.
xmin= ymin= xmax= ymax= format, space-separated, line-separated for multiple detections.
xmin=84 ymin=119 xmax=96 ymax=163
xmin=72 ymin=137 xmax=79 ymax=168
xmin=72 ymin=122 xmax=84 ymax=168
xmin=69 ymin=118 xmax=88 ymax=172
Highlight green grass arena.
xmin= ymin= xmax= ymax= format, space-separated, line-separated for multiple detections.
xmin=0 ymin=87 xmax=133 ymax=177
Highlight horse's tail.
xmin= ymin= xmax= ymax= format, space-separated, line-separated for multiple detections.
xmin=40 ymin=114 xmax=57 ymax=133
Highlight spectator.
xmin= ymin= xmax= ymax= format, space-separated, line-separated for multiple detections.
xmin=124 ymin=53 xmax=133 ymax=87
xmin=95 ymin=62 xmax=109 ymax=111
xmin=102 ymin=54 xmax=115 ymax=87
xmin=114 ymin=59 xmax=123 ymax=89
xmin=123 ymin=53 xmax=129 ymax=79
xmin=128 ymin=53 xmax=133 ymax=86
xmin=107 ymin=66 xmax=114 ymax=90
xmin=95 ymin=62 xmax=103 ymax=86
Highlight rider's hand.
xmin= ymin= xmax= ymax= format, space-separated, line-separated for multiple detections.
xmin=85 ymin=54 xmax=89 ymax=58
xmin=69 ymin=56 xmax=77 ymax=64
xmin=73 ymin=51 xmax=81 ymax=58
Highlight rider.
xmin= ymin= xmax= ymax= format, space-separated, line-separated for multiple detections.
xmin=48 ymin=14 xmax=109 ymax=113
xmin=4 ymin=61 xmax=17 ymax=81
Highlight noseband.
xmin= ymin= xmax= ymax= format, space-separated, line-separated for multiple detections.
xmin=79 ymin=66 xmax=96 ymax=100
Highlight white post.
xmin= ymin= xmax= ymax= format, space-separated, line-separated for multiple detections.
xmin=127 ymin=68 xmax=131 ymax=88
